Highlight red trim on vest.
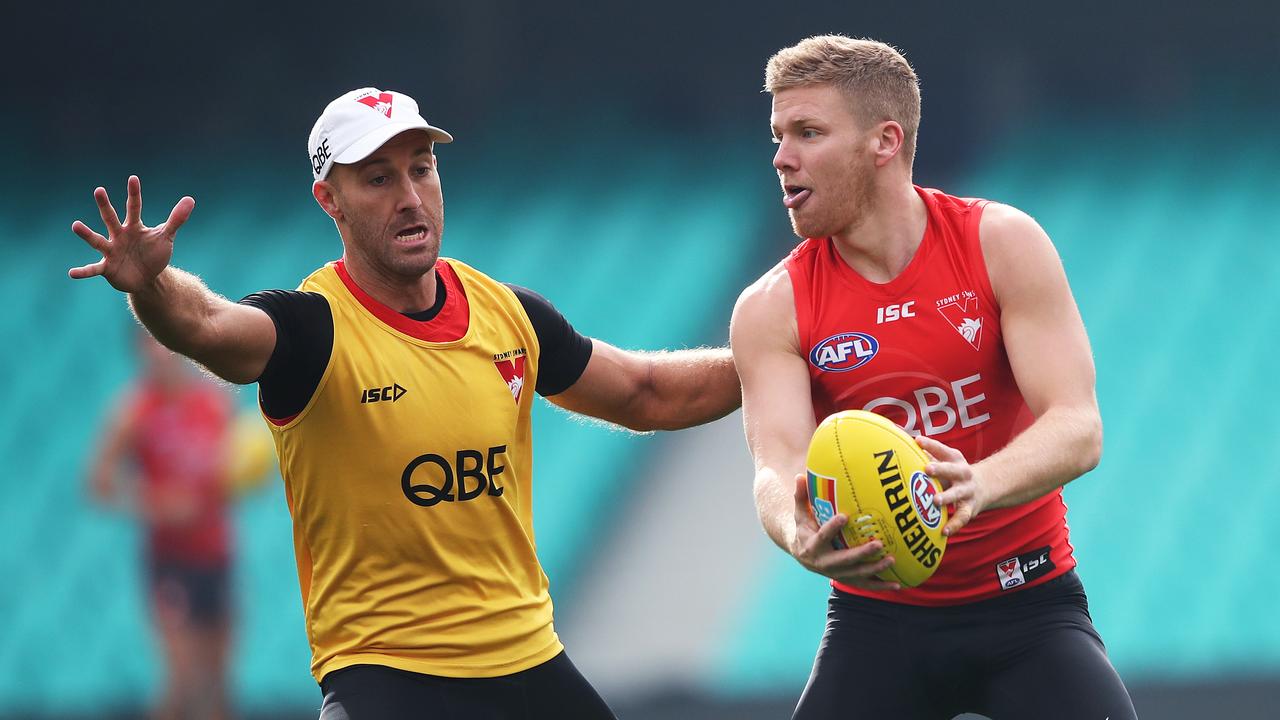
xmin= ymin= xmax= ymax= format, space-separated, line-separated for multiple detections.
xmin=334 ymin=259 xmax=470 ymax=342
xmin=264 ymin=411 xmax=298 ymax=427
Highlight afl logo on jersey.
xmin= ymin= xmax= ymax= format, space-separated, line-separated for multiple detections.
xmin=809 ymin=332 xmax=879 ymax=372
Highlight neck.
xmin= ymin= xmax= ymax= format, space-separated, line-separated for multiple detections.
xmin=829 ymin=181 xmax=926 ymax=284
xmin=342 ymin=252 xmax=439 ymax=314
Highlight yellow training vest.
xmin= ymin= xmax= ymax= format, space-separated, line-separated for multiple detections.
xmin=267 ymin=258 xmax=560 ymax=681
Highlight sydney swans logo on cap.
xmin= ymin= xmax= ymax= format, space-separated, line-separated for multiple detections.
xmin=356 ymin=91 xmax=394 ymax=118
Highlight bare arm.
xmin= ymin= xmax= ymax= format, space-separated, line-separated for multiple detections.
xmin=731 ymin=266 xmax=897 ymax=589
xmin=926 ymin=203 xmax=1102 ymax=534
xmin=69 ymin=176 xmax=276 ymax=384
xmin=88 ymin=398 xmax=137 ymax=505
xmin=547 ymin=341 xmax=740 ymax=432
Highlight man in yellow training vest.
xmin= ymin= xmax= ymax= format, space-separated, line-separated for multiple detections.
xmin=69 ymin=87 xmax=741 ymax=719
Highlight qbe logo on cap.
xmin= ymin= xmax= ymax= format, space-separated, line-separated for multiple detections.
xmin=310 ymin=138 xmax=332 ymax=178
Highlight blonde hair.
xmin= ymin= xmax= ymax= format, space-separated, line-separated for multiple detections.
xmin=765 ymin=35 xmax=921 ymax=163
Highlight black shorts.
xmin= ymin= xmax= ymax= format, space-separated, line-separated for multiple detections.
xmin=149 ymin=559 xmax=231 ymax=627
xmin=794 ymin=570 xmax=1137 ymax=720
xmin=318 ymin=651 xmax=616 ymax=720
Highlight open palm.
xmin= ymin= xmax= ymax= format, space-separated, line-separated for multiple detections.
xmin=69 ymin=175 xmax=194 ymax=293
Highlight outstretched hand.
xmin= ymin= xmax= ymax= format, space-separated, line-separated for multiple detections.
xmin=69 ymin=175 xmax=194 ymax=293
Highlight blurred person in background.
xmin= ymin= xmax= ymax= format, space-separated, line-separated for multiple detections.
xmin=731 ymin=35 xmax=1137 ymax=719
xmin=90 ymin=332 xmax=237 ymax=720
xmin=68 ymin=87 xmax=739 ymax=719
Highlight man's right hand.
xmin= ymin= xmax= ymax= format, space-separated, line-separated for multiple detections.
xmin=69 ymin=175 xmax=194 ymax=293
xmin=789 ymin=473 xmax=901 ymax=591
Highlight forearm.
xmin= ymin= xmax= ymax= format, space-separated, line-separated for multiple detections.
xmin=638 ymin=347 xmax=740 ymax=430
xmin=127 ymin=267 xmax=230 ymax=356
xmin=975 ymin=404 xmax=1102 ymax=509
xmin=754 ymin=468 xmax=796 ymax=551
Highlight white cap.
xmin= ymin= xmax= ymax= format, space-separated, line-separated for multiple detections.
xmin=307 ymin=88 xmax=453 ymax=181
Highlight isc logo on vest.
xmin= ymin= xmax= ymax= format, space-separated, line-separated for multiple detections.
xmin=402 ymin=446 xmax=507 ymax=507
xmin=810 ymin=332 xmax=879 ymax=372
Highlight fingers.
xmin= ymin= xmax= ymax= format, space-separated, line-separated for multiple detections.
xmin=827 ymin=537 xmax=886 ymax=566
xmin=812 ymin=512 xmax=850 ymax=548
xmin=828 ymin=548 xmax=899 ymax=589
xmin=125 ymin=175 xmax=142 ymax=225
xmin=94 ymin=187 xmax=123 ymax=235
xmin=927 ymin=460 xmax=969 ymax=490
xmin=850 ymin=576 xmax=902 ymax=592
xmin=71 ymin=220 xmax=110 ymax=253
xmin=933 ymin=482 xmax=969 ymax=508
xmin=943 ymin=503 xmax=974 ymax=537
xmin=916 ymin=434 xmax=960 ymax=461
xmin=68 ymin=259 xmax=107 ymax=279
xmin=162 ymin=196 xmax=195 ymax=236
xmin=792 ymin=472 xmax=811 ymax=512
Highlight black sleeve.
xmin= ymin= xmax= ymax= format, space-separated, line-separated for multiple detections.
xmin=238 ymin=290 xmax=333 ymax=420
xmin=504 ymin=284 xmax=593 ymax=396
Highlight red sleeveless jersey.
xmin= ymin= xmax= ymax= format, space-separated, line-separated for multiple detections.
xmin=129 ymin=380 xmax=233 ymax=566
xmin=785 ymin=186 xmax=1074 ymax=605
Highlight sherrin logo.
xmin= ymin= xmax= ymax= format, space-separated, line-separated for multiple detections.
xmin=809 ymin=332 xmax=879 ymax=372
xmin=909 ymin=471 xmax=942 ymax=529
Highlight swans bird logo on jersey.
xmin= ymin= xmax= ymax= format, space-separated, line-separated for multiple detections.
xmin=809 ymin=332 xmax=879 ymax=372
xmin=936 ymin=291 xmax=984 ymax=350
xmin=493 ymin=353 xmax=527 ymax=404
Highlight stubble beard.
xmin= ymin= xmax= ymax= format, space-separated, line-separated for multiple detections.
xmin=789 ymin=161 xmax=876 ymax=240
xmin=348 ymin=210 xmax=445 ymax=281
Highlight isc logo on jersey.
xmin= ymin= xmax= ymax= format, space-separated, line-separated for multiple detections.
xmin=810 ymin=332 xmax=879 ymax=372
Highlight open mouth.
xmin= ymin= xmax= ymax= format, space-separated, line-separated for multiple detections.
xmin=783 ymin=185 xmax=812 ymax=209
xmin=395 ymin=225 xmax=430 ymax=242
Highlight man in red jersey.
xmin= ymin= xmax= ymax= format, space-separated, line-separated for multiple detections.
xmin=90 ymin=333 xmax=236 ymax=720
xmin=731 ymin=35 xmax=1137 ymax=719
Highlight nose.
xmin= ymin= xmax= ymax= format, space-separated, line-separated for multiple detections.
xmin=395 ymin=174 xmax=423 ymax=213
xmin=773 ymin=138 xmax=798 ymax=175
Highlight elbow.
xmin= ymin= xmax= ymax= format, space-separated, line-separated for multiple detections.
xmin=1078 ymin=412 xmax=1103 ymax=475
xmin=622 ymin=407 xmax=683 ymax=433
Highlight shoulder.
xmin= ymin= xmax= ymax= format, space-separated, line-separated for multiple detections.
xmin=978 ymin=202 xmax=1048 ymax=248
xmin=734 ymin=261 xmax=793 ymax=317
xmin=441 ymin=257 xmax=501 ymax=291
xmin=115 ymin=383 xmax=150 ymax=426
xmin=977 ymin=202 xmax=1064 ymax=304
xmin=296 ymin=263 xmax=340 ymax=293
xmin=732 ymin=261 xmax=799 ymax=352
xmin=239 ymin=289 xmax=332 ymax=330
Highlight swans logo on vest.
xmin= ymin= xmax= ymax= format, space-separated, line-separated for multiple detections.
xmin=936 ymin=290 xmax=983 ymax=350
xmin=809 ymin=332 xmax=879 ymax=372
xmin=493 ymin=348 xmax=527 ymax=404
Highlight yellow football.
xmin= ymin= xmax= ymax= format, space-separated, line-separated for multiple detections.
xmin=805 ymin=409 xmax=947 ymax=587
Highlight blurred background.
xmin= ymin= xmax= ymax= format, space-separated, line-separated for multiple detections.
xmin=4 ymin=1 xmax=1278 ymax=718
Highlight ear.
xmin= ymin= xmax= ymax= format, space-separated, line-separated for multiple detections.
xmin=872 ymin=120 xmax=905 ymax=168
xmin=313 ymin=180 xmax=344 ymax=222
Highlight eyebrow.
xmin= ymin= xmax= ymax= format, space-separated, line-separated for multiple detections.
xmin=354 ymin=146 xmax=435 ymax=171
xmin=770 ymin=116 xmax=822 ymax=134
